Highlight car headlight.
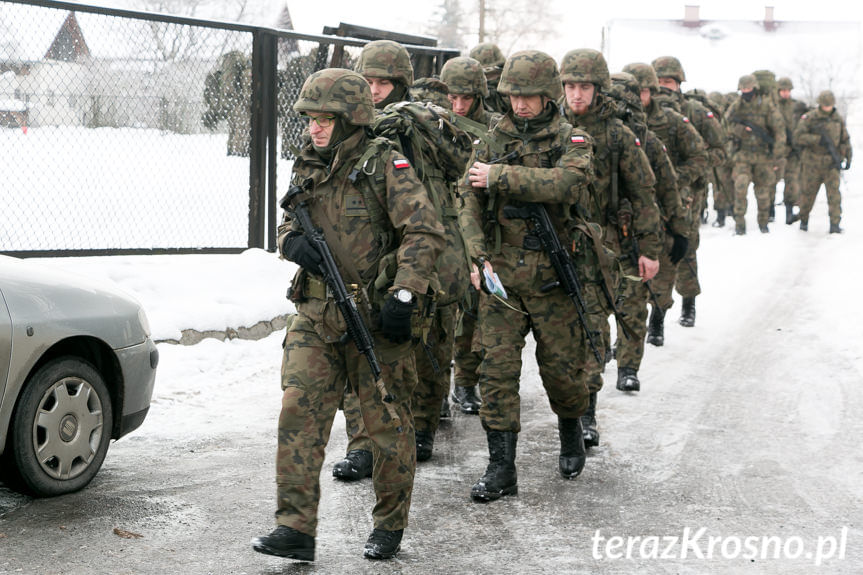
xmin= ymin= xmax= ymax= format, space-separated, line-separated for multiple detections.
xmin=137 ymin=306 xmax=151 ymax=338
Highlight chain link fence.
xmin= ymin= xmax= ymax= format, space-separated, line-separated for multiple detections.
xmin=0 ymin=0 xmax=457 ymax=257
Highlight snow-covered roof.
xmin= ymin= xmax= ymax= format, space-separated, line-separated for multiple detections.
xmin=605 ymin=17 xmax=862 ymax=97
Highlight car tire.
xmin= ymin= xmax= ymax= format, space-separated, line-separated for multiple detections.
xmin=9 ymin=357 xmax=113 ymax=496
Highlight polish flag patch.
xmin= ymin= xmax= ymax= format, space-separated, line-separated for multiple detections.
xmin=571 ymin=135 xmax=586 ymax=144
xmin=682 ymin=116 xmax=690 ymax=123
xmin=393 ymin=158 xmax=410 ymax=169
xmin=635 ymin=137 xmax=642 ymax=146
xmin=707 ymin=111 xmax=714 ymax=118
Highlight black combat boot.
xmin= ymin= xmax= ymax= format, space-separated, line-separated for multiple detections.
xmin=580 ymin=392 xmax=599 ymax=448
xmin=768 ymin=203 xmax=775 ymax=222
xmin=415 ymin=430 xmax=435 ymax=462
xmin=800 ymin=219 xmax=808 ymax=231
xmin=252 ymin=525 xmax=315 ymax=561
xmin=735 ymin=221 xmax=746 ymax=235
xmin=559 ymin=418 xmax=587 ymax=479
xmin=712 ymin=208 xmax=726 ymax=227
xmin=830 ymin=223 xmax=843 ymax=234
xmin=332 ymin=449 xmax=373 ymax=481
xmin=785 ymin=203 xmax=800 ymax=225
xmin=616 ymin=367 xmax=640 ymax=392
xmin=471 ymin=431 xmax=518 ymax=502
xmin=759 ymin=224 xmax=770 ymax=233
xmin=679 ymin=297 xmax=696 ymax=327
xmin=363 ymin=528 xmax=403 ymax=560
xmin=451 ymin=385 xmax=481 ymax=414
xmin=646 ymin=306 xmax=665 ymax=347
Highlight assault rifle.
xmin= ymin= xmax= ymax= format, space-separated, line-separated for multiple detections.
xmin=280 ymin=183 xmax=401 ymax=428
xmin=814 ymin=125 xmax=843 ymax=170
xmin=501 ymin=202 xmax=603 ymax=363
xmin=729 ymin=115 xmax=774 ymax=151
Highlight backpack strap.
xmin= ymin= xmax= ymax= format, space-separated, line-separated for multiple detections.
xmin=348 ymin=137 xmax=395 ymax=258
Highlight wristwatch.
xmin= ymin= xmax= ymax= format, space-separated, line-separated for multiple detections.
xmin=394 ymin=289 xmax=413 ymax=304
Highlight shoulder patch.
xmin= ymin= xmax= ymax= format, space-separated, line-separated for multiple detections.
xmin=706 ymin=111 xmax=714 ymax=118
xmin=634 ymin=137 xmax=642 ymax=147
xmin=571 ymin=134 xmax=587 ymax=144
xmin=801 ymin=114 xmax=808 ymax=120
xmin=393 ymin=158 xmax=410 ymax=169
xmin=682 ymin=116 xmax=690 ymax=123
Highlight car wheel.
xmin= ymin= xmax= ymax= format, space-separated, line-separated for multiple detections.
xmin=9 ymin=357 xmax=113 ymax=496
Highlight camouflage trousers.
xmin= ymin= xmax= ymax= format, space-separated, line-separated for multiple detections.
xmin=675 ymin=184 xmax=702 ymax=299
xmin=614 ymin=259 xmax=650 ymax=372
xmin=775 ymin=155 xmax=801 ymax=206
xmin=478 ymin=288 xmax=591 ymax=432
xmin=226 ymin=114 xmax=250 ymax=157
xmin=732 ymin=158 xmax=778 ymax=228
xmin=453 ymin=295 xmax=482 ymax=390
xmin=649 ymin=233 xmax=679 ymax=312
xmin=276 ymin=312 xmax=417 ymax=535
xmin=799 ymin=164 xmax=843 ymax=225
xmin=580 ymin=279 xmax=614 ymax=395
xmin=712 ymin=162 xmax=735 ymax=212
xmin=412 ymin=303 xmax=456 ymax=433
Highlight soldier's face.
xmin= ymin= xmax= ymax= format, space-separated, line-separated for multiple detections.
xmin=448 ymin=94 xmax=475 ymax=116
xmin=564 ymin=82 xmax=595 ymax=115
xmin=509 ymin=94 xmax=544 ymax=118
xmin=640 ymin=88 xmax=651 ymax=109
xmin=366 ymin=77 xmax=395 ymax=104
xmin=657 ymin=77 xmax=679 ymax=92
xmin=779 ymin=89 xmax=791 ymax=100
xmin=307 ymin=113 xmax=335 ymax=147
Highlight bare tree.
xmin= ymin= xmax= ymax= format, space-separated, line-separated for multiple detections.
xmin=430 ymin=0 xmax=466 ymax=51
xmin=463 ymin=0 xmax=559 ymax=55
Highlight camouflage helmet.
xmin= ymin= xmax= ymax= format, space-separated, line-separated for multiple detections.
xmin=651 ymin=55 xmax=686 ymax=83
xmin=440 ymin=56 xmax=488 ymax=97
xmin=409 ymin=76 xmax=450 ymax=108
xmin=622 ymin=62 xmax=659 ymax=91
xmin=610 ymin=72 xmax=642 ymax=108
xmin=469 ymin=42 xmax=506 ymax=70
xmin=293 ymin=68 xmax=374 ymax=126
xmin=777 ymin=77 xmax=794 ymax=90
xmin=738 ymin=74 xmax=759 ymax=90
xmin=817 ymin=90 xmax=836 ymax=107
xmin=498 ymin=50 xmax=563 ymax=100
xmin=559 ymin=48 xmax=611 ymax=90
xmin=708 ymin=91 xmax=726 ymax=107
xmin=752 ymin=69 xmax=776 ymax=92
xmin=355 ymin=39 xmax=414 ymax=86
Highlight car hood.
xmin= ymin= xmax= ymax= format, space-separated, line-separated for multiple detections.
xmin=0 ymin=255 xmax=149 ymax=349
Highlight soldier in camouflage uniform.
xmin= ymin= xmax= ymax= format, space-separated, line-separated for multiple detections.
xmin=558 ymin=50 xmax=662 ymax=436
xmin=457 ymin=50 xmax=595 ymax=500
xmin=607 ymin=71 xmax=689 ymax=353
xmin=334 ymin=40 xmax=472 ymax=468
xmin=793 ymin=90 xmax=852 ymax=233
xmin=706 ymin=90 xmax=736 ymax=227
xmin=652 ymin=56 xmax=725 ymax=329
xmin=723 ymin=74 xmax=787 ymax=235
xmin=440 ymin=56 xmax=502 ymax=415
xmin=775 ymin=77 xmax=808 ymax=224
xmin=469 ymin=42 xmax=510 ymax=115
xmin=622 ymin=63 xmax=707 ymax=343
xmin=202 ymin=50 xmax=252 ymax=156
xmin=251 ymin=69 xmax=444 ymax=562
xmin=752 ymin=70 xmax=784 ymax=222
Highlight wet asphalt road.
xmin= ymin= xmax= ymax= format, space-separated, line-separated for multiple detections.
xmin=2 ymin=225 xmax=863 ymax=574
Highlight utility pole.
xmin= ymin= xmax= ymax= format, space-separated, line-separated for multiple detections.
xmin=478 ymin=0 xmax=485 ymax=42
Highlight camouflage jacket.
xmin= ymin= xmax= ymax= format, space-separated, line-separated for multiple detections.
xmin=776 ymin=97 xmax=809 ymax=152
xmin=457 ymin=108 xmax=594 ymax=296
xmin=280 ymin=130 xmax=445 ymax=318
xmin=723 ymin=95 xmax=787 ymax=162
xmin=662 ymin=89 xmax=726 ymax=172
xmin=793 ymin=107 xmax=852 ymax=168
xmin=563 ymin=95 xmax=662 ymax=259
xmin=641 ymin=128 xmax=686 ymax=236
xmin=645 ymin=98 xmax=709 ymax=194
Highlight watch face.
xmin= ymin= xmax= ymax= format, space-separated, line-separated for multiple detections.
xmin=396 ymin=289 xmax=412 ymax=303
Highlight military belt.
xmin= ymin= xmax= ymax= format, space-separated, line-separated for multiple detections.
xmin=522 ymin=234 xmax=543 ymax=251
xmin=303 ymin=275 xmax=362 ymax=302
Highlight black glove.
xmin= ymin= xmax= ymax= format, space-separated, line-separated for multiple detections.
xmin=669 ymin=233 xmax=689 ymax=265
xmin=281 ymin=232 xmax=322 ymax=272
xmin=379 ymin=293 xmax=415 ymax=344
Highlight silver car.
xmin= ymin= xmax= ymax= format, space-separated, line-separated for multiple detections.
xmin=0 ymin=255 xmax=158 ymax=496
